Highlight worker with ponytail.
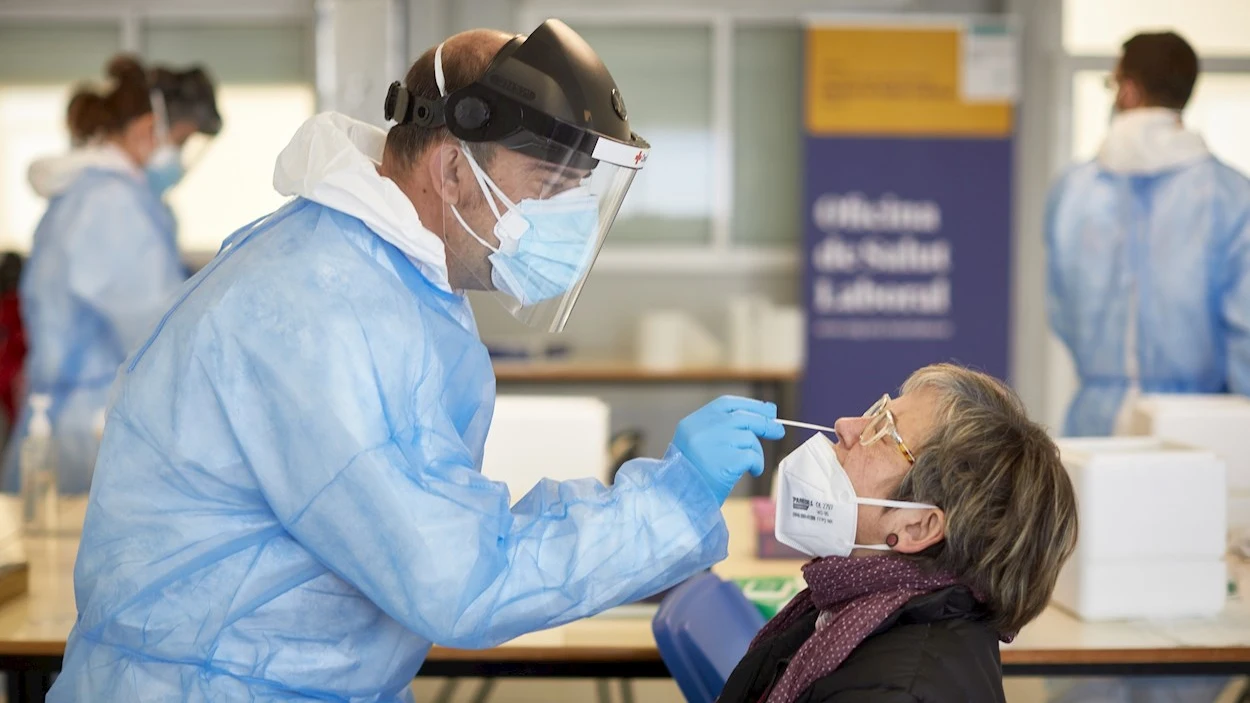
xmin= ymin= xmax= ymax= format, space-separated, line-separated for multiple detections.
xmin=4 ymin=54 xmax=221 ymax=494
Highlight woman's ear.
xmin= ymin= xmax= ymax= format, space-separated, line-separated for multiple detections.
xmin=890 ymin=508 xmax=945 ymax=554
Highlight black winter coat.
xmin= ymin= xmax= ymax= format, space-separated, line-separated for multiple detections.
xmin=718 ymin=586 xmax=1006 ymax=703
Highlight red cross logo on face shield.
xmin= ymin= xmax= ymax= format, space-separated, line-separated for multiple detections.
xmin=634 ymin=151 xmax=645 ymax=165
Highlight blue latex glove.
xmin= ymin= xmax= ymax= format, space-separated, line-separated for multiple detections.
xmin=672 ymin=395 xmax=787 ymax=505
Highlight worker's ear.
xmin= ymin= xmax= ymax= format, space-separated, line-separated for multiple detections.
xmin=429 ymin=142 xmax=465 ymax=206
xmin=1118 ymin=77 xmax=1145 ymax=111
xmin=123 ymin=113 xmax=158 ymax=163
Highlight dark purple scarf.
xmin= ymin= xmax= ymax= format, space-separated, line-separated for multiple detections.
xmin=747 ymin=556 xmax=962 ymax=703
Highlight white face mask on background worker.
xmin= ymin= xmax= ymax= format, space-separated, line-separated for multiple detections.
xmin=144 ymin=67 xmax=223 ymax=197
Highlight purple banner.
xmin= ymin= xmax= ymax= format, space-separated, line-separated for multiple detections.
xmin=801 ymin=136 xmax=1013 ymax=423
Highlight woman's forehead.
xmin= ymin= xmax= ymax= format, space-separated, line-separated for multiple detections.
xmin=892 ymin=386 xmax=940 ymax=445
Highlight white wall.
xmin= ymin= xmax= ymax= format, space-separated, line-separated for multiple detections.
xmin=1006 ymin=0 xmax=1072 ymax=432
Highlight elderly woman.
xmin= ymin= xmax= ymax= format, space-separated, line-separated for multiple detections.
xmin=720 ymin=364 xmax=1079 ymax=703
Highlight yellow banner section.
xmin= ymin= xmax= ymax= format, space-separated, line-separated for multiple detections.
xmin=805 ymin=25 xmax=1013 ymax=137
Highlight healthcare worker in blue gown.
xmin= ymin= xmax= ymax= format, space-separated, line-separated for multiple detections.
xmin=3 ymin=55 xmax=221 ymax=495
xmin=49 ymin=23 xmax=786 ymax=702
xmin=1048 ymin=30 xmax=1250 ymax=440
xmin=1046 ymin=31 xmax=1248 ymax=703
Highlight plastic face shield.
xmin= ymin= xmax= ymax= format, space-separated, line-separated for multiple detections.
xmin=438 ymin=135 xmax=642 ymax=333
xmin=423 ymin=41 xmax=649 ymax=333
xmin=149 ymin=91 xmax=214 ymax=170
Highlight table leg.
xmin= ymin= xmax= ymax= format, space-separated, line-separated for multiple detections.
xmin=5 ymin=670 xmax=49 ymax=703
xmin=431 ymin=678 xmax=458 ymax=703
xmin=469 ymin=678 xmax=496 ymax=703
xmin=619 ymin=678 xmax=636 ymax=703
xmin=595 ymin=678 xmax=612 ymax=703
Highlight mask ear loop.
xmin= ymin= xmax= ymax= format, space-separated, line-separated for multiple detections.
xmin=449 ymin=205 xmax=499 ymax=254
xmin=149 ymin=91 xmax=172 ymax=146
xmin=853 ymin=499 xmax=938 ymax=551
xmin=434 ymin=41 xmax=517 ymax=238
xmin=436 ymin=41 xmax=499 ymax=255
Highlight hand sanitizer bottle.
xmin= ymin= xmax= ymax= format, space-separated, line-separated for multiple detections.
xmin=20 ymin=395 xmax=58 ymax=535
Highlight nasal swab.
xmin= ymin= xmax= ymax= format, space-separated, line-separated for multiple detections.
xmin=776 ymin=419 xmax=838 ymax=435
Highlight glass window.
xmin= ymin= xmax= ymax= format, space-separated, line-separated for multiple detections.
xmin=1071 ymin=69 xmax=1250 ymax=176
xmin=1070 ymin=69 xmax=1113 ymax=161
xmin=143 ymin=23 xmax=312 ymax=84
xmin=166 ymin=85 xmax=316 ymax=252
xmin=0 ymin=87 xmax=79 ymax=251
xmin=732 ymin=24 xmax=802 ymax=246
xmin=573 ymin=24 xmax=714 ymax=247
xmin=142 ymin=23 xmax=316 ymax=252
xmin=0 ymin=23 xmax=121 ymax=84
xmin=1184 ymin=74 xmax=1250 ymax=177
xmin=0 ymin=22 xmax=120 ymax=251
xmin=1064 ymin=0 xmax=1250 ymax=57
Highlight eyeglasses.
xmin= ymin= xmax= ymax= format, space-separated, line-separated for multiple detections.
xmin=860 ymin=394 xmax=916 ymax=465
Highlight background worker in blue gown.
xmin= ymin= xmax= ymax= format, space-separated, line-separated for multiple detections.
xmin=1048 ymin=31 xmax=1250 ymax=439
xmin=49 ymin=21 xmax=786 ymax=702
xmin=4 ymin=55 xmax=220 ymax=494
xmin=1046 ymin=29 xmax=1249 ymax=703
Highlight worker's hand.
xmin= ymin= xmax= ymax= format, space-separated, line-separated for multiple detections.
xmin=672 ymin=396 xmax=786 ymax=505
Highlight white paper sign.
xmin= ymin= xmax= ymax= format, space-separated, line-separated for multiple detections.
xmin=962 ymin=22 xmax=1019 ymax=103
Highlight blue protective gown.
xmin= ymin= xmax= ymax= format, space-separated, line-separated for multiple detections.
xmin=1047 ymin=110 xmax=1250 ymax=437
xmin=48 ymin=115 xmax=728 ymax=702
xmin=2 ymin=159 xmax=182 ymax=493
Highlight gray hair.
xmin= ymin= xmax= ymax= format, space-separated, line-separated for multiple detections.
xmin=894 ymin=364 xmax=1079 ymax=635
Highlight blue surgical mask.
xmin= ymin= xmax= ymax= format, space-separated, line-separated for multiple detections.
xmin=451 ymin=147 xmax=599 ymax=306
xmin=146 ymin=144 xmax=185 ymax=197
xmin=483 ymin=194 xmax=600 ymax=305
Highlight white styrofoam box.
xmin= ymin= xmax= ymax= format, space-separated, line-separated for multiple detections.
xmin=637 ymin=311 xmax=724 ymax=371
xmin=1058 ymin=437 xmax=1226 ymax=560
xmin=1124 ymin=394 xmax=1250 ymax=492
xmin=481 ymin=395 xmax=610 ymax=505
xmin=1053 ymin=557 xmax=1227 ymax=621
xmin=757 ymin=306 xmax=804 ymax=372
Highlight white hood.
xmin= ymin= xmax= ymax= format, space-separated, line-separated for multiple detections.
xmin=273 ymin=112 xmax=452 ymax=293
xmin=27 ymin=143 xmax=138 ymax=198
xmin=1098 ymin=108 xmax=1210 ymax=175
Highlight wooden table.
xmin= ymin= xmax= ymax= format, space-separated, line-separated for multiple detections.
xmin=2 ymin=501 xmax=1249 ymax=702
